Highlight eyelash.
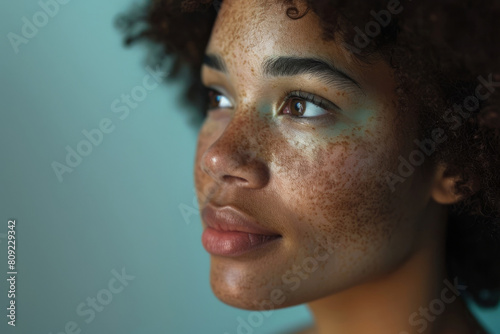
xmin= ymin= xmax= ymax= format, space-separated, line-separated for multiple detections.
xmin=205 ymin=88 xmax=340 ymax=116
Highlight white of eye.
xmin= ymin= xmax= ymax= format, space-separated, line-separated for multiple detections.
xmin=301 ymin=101 xmax=329 ymax=117
xmin=289 ymin=99 xmax=329 ymax=117
xmin=216 ymin=94 xmax=233 ymax=108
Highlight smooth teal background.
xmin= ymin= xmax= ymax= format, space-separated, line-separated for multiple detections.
xmin=0 ymin=1 xmax=498 ymax=334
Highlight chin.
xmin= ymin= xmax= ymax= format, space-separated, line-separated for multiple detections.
xmin=206 ymin=233 xmax=417 ymax=312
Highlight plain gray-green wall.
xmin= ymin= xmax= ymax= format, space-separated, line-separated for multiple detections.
xmin=0 ymin=1 xmax=498 ymax=333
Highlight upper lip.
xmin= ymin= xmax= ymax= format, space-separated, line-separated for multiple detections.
xmin=201 ymin=203 xmax=281 ymax=236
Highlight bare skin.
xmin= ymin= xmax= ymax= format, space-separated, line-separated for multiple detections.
xmin=194 ymin=1 xmax=488 ymax=333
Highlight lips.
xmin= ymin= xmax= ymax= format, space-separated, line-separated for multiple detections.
xmin=201 ymin=203 xmax=281 ymax=257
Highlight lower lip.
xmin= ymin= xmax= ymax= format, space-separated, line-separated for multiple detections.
xmin=201 ymin=227 xmax=281 ymax=257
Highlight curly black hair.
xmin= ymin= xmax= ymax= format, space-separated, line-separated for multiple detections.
xmin=117 ymin=0 xmax=500 ymax=308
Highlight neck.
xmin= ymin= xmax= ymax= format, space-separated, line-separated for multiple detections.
xmin=307 ymin=205 xmax=481 ymax=334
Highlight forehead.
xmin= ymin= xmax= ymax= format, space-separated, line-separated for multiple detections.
xmin=204 ymin=0 xmax=399 ymax=104
xmin=206 ymin=0 xmax=352 ymax=74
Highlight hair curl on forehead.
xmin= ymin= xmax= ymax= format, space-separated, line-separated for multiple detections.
xmin=117 ymin=0 xmax=500 ymax=307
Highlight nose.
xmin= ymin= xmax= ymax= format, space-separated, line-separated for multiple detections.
xmin=200 ymin=115 xmax=270 ymax=189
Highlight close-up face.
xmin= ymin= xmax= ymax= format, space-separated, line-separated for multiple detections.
xmin=4 ymin=0 xmax=500 ymax=333
xmin=195 ymin=0 xmax=445 ymax=310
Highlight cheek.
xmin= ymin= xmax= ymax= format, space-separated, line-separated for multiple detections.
xmin=310 ymin=140 xmax=396 ymax=228
xmin=272 ymin=125 xmax=415 ymax=276
xmin=275 ymin=129 xmax=399 ymax=226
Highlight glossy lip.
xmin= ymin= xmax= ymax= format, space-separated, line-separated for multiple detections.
xmin=201 ymin=203 xmax=282 ymax=257
xmin=201 ymin=203 xmax=280 ymax=235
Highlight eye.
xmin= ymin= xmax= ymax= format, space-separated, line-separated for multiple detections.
xmin=279 ymin=90 xmax=339 ymax=118
xmin=206 ymin=88 xmax=233 ymax=110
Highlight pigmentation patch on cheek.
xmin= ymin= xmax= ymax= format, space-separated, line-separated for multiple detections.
xmin=278 ymin=128 xmax=402 ymax=237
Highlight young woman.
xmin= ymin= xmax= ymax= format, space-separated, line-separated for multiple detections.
xmin=120 ymin=1 xmax=500 ymax=333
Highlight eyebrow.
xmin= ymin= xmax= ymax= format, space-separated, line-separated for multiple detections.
xmin=203 ymin=54 xmax=227 ymax=73
xmin=203 ymin=53 xmax=362 ymax=92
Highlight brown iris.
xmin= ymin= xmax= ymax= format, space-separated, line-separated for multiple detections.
xmin=207 ymin=90 xmax=221 ymax=109
xmin=283 ymin=98 xmax=306 ymax=116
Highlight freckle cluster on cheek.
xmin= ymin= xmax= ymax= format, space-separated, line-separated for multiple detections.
xmin=275 ymin=125 xmax=406 ymax=256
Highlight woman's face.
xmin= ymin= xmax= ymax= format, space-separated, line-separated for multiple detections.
xmin=195 ymin=0 xmax=440 ymax=309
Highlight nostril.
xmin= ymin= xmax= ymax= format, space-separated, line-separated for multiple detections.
xmin=222 ymin=175 xmax=247 ymax=183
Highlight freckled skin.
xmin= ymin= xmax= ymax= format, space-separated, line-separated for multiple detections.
xmin=194 ymin=1 xmax=485 ymax=334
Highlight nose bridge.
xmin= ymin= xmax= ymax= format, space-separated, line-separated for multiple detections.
xmin=204 ymin=107 xmax=258 ymax=169
xmin=216 ymin=106 xmax=253 ymax=153
xmin=200 ymin=104 xmax=269 ymax=188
